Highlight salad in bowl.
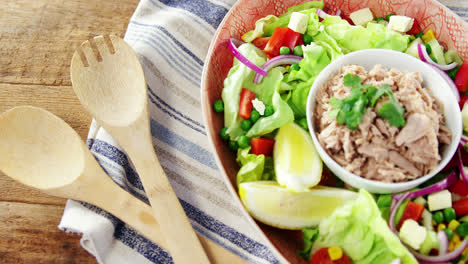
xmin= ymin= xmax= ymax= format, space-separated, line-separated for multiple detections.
xmin=201 ymin=0 xmax=468 ymax=263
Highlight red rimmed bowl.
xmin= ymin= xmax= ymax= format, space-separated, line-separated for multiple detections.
xmin=201 ymin=1 xmax=468 ymax=263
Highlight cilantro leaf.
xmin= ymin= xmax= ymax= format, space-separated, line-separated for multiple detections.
xmin=377 ymin=97 xmax=406 ymax=127
xmin=343 ymin=73 xmax=362 ymax=88
xmin=298 ymin=228 xmax=319 ymax=260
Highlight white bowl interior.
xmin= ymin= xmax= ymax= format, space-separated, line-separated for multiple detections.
xmin=306 ymin=49 xmax=462 ymax=193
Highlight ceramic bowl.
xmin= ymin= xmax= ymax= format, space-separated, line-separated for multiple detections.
xmin=306 ymin=49 xmax=462 ymax=194
xmin=201 ymin=0 xmax=468 ymax=262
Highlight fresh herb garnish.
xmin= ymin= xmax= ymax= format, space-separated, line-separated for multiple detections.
xmin=329 ymin=73 xmax=405 ymax=130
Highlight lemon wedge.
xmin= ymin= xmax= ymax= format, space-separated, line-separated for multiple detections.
xmin=274 ymin=122 xmax=322 ymax=192
xmin=239 ymin=181 xmax=358 ymax=229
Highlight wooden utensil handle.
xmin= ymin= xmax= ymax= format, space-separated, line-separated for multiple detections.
xmin=120 ymin=123 xmax=210 ymax=264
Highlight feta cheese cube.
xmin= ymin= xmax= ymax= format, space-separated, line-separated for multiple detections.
xmin=399 ymin=219 xmax=427 ymax=250
xmin=428 ymin=190 xmax=452 ymax=211
xmin=252 ymin=98 xmax=265 ymax=115
xmin=288 ymin=12 xmax=309 ymax=34
xmin=388 ymin=15 xmax=414 ymax=33
xmin=349 ymin=8 xmax=374 ymax=27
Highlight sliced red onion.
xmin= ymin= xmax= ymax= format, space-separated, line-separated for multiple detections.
xmin=409 ymin=238 xmax=468 ymax=263
xmin=316 ymin=8 xmax=330 ymax=19
xmin=228 ymin=38 xmax=267 ymax=76
xmin=457 ymin=148 xmax=468 ymax=185
xmin=392 ymin=171 xmax=458 ymax=202
xmin=428 ymin=64 xmax=460 ymax=102
xmin=253 ymin=55 xmax=303 ymax=83
xmin=438 ymin=230 xmax=449 ymax=256
xmin=389 ymin=258 xmax=401 ymax=264
xmin=335 ymin=8 xmax=342 ymax=17
xmin=461 ymin=135 xmax=468 ymax=144
xmin=417 ymin=43 xmax=458 ymax=71
xmin=389 ymin=192 xmax=410 ymax=233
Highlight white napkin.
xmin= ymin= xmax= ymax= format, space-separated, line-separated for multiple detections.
xmin=59 ymin=1 xmax=468 ymax=263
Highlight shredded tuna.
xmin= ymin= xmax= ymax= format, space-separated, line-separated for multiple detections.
xmin=314 ymin=64 xmax=451 ymax=182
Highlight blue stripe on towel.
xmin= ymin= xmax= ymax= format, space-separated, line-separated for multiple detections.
xmin=125 ymin=36 xmax=200 ymax=86
xmin=129 ymin=21 xmax=204 ymax=66
xmin=147 ymin=86 xmax=205 ymax=129
xmin=155 ymin=0 xmax=228 ymax=28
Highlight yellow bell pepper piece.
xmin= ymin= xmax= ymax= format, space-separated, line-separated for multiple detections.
xmin=328 ymin=246 xmax=343 ymax=261
xmin=438 ymin=224 xmax=447 ymax=232
xmin=449 ymin=220 xmax=461 ymax=231
xmin=423 ymin=30 xmax=436 ymax=43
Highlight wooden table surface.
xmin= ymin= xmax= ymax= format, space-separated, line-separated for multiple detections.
xmin=0 ymin=1 xmax=245 ymax=263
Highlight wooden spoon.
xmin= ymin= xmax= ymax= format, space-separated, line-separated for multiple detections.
xmin=0 ymin=106 xmax=238 ymax=264
xmin=70 ymin=35 xmax=209 ymax=264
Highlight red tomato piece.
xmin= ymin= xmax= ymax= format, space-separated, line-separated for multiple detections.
xmin=453 ymin=197 xmax=468 ymax=217
xmin=455 ymin=62 xmax=468 ymax=93
xmin=397 ymin=201 xmax=425 ymax=230
xmin=238 ymin=88 xmax=256 ymax=119
xmin=450 ymin=180 xmax=468 ymax=197
xmin=250 ymin=138 xmax=275 ymax=156
xmin=460 ymin=93 xmax=468 ymax=109
xmin=252 ymin=37 xmax=271 ymax=50
xmin=264 ymin=27 xmax=303 ymax=57
xmin=406 ymin=20 xmax=421 ymax=35
xmin=310 ymin=247 xmax=352 ymax=264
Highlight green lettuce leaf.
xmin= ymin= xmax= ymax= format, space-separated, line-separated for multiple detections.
xmin=311 ymin=189 xmax=418 ymax=264
xmin=286 ymin=45 xmax=331 ymax=117
xmin=222 ymin=43 xmax=266 ymax=140
xmin=246 ymin=68 xmax=294 ymax=137
xmin=236 ymin=147 xmax=274 ymax=185
xmin=242 ymin=15 xmax=278 ymax=43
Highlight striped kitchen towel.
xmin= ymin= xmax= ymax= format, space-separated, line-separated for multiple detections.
xmin=58 ymin=0 xmax=468 ymax=264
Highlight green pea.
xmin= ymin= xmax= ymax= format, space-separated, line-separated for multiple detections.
xmin=444 ymin=208 xmax=456 ymax=223
xmin=264 ymin=105 xmax=275 ymax=117
xmin=386 ymin=13 xmax=395 ymax=21
xmin=237 ymin=135 xmax=251 ymax=149
xmin=424 ymin=44 xmax=432 ymax=55
xmin=213 ymin=99 xmax=224 ymax=113
xmin=289 ymin=63 xmax=300 ymax=72
xmin=219 ymin=127 xmax=229 ymax=141
xmin=375 ymin=17 xmax=385 ymax=23
xmin=228 ymin=140 xmax=238 ymax=151
xmin=279 ymin=46 xmax=290 ymax=55
xmin=414 ymin=32 xmax=424 ymax=39
xmin=456 ymin=222 xmax=468 ymax=237
xmin=298 ymin=117 xmax=309 ymax=130
xmin=433 ymin=211 xmax=444 ymax=224
xmin=241 ymin=119 xmax=252 ymax=131
xmin=293 ymin=46 xmax=303 ymax=57
xmin=444 ymin=228 xmax=454 ymax=241
xmin=303 ymin=34 xmax=313 ymax=45
xmin=250 ymin=110 xmax=260 ymax=123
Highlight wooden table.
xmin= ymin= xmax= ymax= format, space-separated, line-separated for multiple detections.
xmin=0 ymin=1 xmax=245 ymax=263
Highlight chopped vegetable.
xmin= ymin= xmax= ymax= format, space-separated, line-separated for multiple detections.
xmin=213 ymin=99 xmax=224 ymax=112
xmin=456 ymin=222 xmax=468 ymax=237
xmin=444 ymin=208 xmax=457 ymax=223
xmin=279 ymin=46 xmax=291 ymax=55
xmin=398 ymin=201 xmax=425 ymax=230
xmin=250 ymin=110 xmax=260 ymax=122
xmin=455 ymin=62 xmax=468 ymax=93
xmin=328 ymin=246 xmax=343 ymax=261
xmin=251 ymin=137 xmax=275 ymax=156
xmin=252 ymin=37 xmax=271 ymax=50
xmin=453 ymin=198 xmax=468 ymax=217
xmin=238 ymin=88 xmax=256 ymax=119
xmin=264 ymin=27 xmax=304 ymax=57
xmin=450 ymin=179 xmax=468 ymax=196
xmin=236 ymin=147 xmax=272 ymax=185
xmin=263 ymin=105 xmax=274 ymax=117
xmin=419 ymin=231 xmax=439 ymax=255
xmin=445 ymin=228 xmax=454 ymax=241
xmin=228 ymin=140 xmax=239 ymax=151
xmin=219 ymin=127 xmax=229 ymax=141
xmin=298 ymin=117 xmax=308 ymax=130
xmin=427 ymin=39 xmax=447 ymax=65
xmin=422 ymin=29 xmax=436 ymax=43
xmin=298 ymin=228 xmax=319 ymax=259
xmin=434 ymin=211 xmax=445 ymax=224
xmin=310 ymin=247 xmax=352 ymax=264
xmin=237 ymin=135 xmax=250 ymax=148
xmin=240 ymin=119 xmax=252 ymax=131
xmin=428 ymin=190 xmax=452 ymax=211
xmin=449 ymin=220 xmax=461 ymax=231
xmin=406 ymin=19 xmax=422 ymax=35
xmin=228 ymin=38 xmax=267 ymax=76
xmin=417 ymin=44 xmax=458 ymax=71
xmin=445 ymin=50 xmax=463 ymax=65
xmin=293 ymin=45 xmax=304 ymax=56
xmin=303 ymin=34 xmax=313 ymax=44
xmin=253 ymin=54 xmax=303 ymax=83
